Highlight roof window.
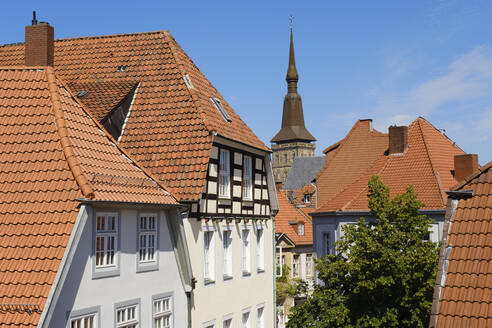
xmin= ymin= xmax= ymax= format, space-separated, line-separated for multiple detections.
xmin=117 ymin=65 xmax=127 ymax=72
xmin=76 ymin=90 xmax=88 ymax=98
xmin=183 ymin=74 xmax=194 ymax=89
xmin=211 ymin=98 xmax=232 ymax=123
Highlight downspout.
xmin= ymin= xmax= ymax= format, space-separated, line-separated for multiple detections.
xmin=273 ymin=214 xmax=277 ymax=328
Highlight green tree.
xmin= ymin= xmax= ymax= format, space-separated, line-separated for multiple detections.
xmin=276 ymin=264 xmax=307 ymax=305
xmin=287 ymin=175 xmax=439 ymax=328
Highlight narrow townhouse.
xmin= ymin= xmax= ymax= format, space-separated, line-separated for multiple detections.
xmin=0 ymin=66 xmax=191 ymax=327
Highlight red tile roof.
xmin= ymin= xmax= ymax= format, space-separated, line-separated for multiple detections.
xmin=316 ymin=117 xmax=464 ymax=212
xmin=0 ymin=67 xmax=177 ymax=327
xmin=0 ymin=31 xmax=269 ymax=201
xmin=316 ymin=119 xmax=388 ymax=207
xmin=432 ymin=162 xmax=492 ymax=327
xmin=275 ymin=190 xmax=313 ymax=245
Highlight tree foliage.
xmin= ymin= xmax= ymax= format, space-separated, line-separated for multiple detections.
xmin=276 ymin=264 xmax=307 ymax=305
xmin=287 ymin=175 xmax=440 ymax=328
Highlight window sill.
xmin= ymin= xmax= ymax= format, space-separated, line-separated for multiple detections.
xmin=223 ymin=274 xmax=233 ymax=281
xmin=92 ymin=267 xmax=119 ymax=279
xmin=257 ymin=268 xmax=265 ymax=274
xmin=204 ymin=278 xmax=216 ymax=285
xmin=242 ymin=271 xmax=251 ymax=277
xmin=136 ymin=261 xmax=159 ymax=273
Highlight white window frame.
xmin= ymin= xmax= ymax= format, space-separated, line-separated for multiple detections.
xmin=153 ymin=293 xmax=173 ymax=328
xmin=67 ymin=306 xmax=100 ymax=328
xmin=306 ymin=253 xmax=313 ymax=277
xmin=219 ymin=149 xmax=231 ymax=199
xmin=242 ymin=227 xmax=251 ymax=276
xmin=256 ymin=225 xmax=265 ymax=272
xmin=222 ymin=227 xmax=233 ymax=279
xmin=256 ymin=304 xmax=265 ymax=328
xmin=242 ymin=155 xmax=253 ymax=200
xmin=93 ymin=212 xmax=119 ymax=278
xmin=304 ymin=194 xmax=311 ymax=203
xmin=292 ymin=254 xmax=300 ymax=278
xmin=222 ymin=313 xmax=233 ymax=328
xmin=115 ymin=300 xmax=140 ymax=328
xmin=203 ymin=227 xmax=216 ymax=284
xmin=298 ymin=223 xmax=304 ymax=236
xmin=276 ymin=246 xmax=283 ymax=277
xmin=137 ymin=213 xmax=158 ymax=272
xmin=202 ymin=319 xmax=216 ymax=328
xmin=241 ymin=308 xmax=251 ymax=328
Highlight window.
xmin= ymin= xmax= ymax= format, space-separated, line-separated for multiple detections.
xmin=276 ymin=254 xmax=283 ymax=276
xmin=223 ymin=316 xmax=233 ymax=328
xmin=68 ymin=307 xmax=99 ymax=328
xmin=243 ymin=155 xmax=253 ymax=200
xmin=204 ymin=230 xmax=216 ymax=282
xmin=242 ymin=228 xmax=251 ymax=275
xmin=323 ymin=233 xmax=331 ymax=256
xmin=256 ymin=306 xmax=265 ymax=328
xmin=242 ymin=310 xmax=250 ymax=328
xmin=292 ymin=255 xmax=299 ymax=278
xmin=219 ymin=149 xmax=231 ymax=198
xmin=153 ymin=296 xmax=172 ymax=328
xmin=223 ymin=229 xmax=233 ymax=278
xmin=139 ymin=213 xmax=157 ymax=263
xmin=211 ymin=98 xmax=232 ymax=122
xmin=304 ymin=194 xmax=311 ymax=203
xmin=298 ymin=223 xmax=304 ymax=236
xmin=256 ymin=227 xmax=264 ymax=272
xmin=306 ymin=254 xmax=313 ymax=276
xmin=95 ymin=212 xmax=118 ymax=268
xmin=70 ymin=314 xmax=96 ymax=328
xmin=116 ymin=304 xmax=138 ymax=328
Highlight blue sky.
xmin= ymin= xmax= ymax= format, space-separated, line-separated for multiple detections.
xmin=2 ymin=0 xmax=491 ymax=164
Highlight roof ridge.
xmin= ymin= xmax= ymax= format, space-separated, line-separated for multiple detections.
xmin=58 ymin=75 xmax=177 ymax=201
xmin=417 ymin=116 xmax=465 ymax=153
xmin=45 ymin=67 xmax=95 ymax=199
xmin=416 ymin=118 xmax=446 ymax=206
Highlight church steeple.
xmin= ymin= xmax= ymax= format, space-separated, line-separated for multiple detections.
xmin=271 ymin=26 xmax=315 ymax=144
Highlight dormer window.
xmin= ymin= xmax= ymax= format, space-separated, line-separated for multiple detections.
xmin=298 ymin=223 xmax=304 ymax=236
xmin=211 ymin=98 xmax=232 ymax=123
xmin=304 ymin=194 xmax=311 ymax=204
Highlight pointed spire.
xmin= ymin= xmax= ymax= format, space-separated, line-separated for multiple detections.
xmin=286 ymin=27 xmax=298 ymax=84
xmin=271 ymin=20 xmax=315 ymax=144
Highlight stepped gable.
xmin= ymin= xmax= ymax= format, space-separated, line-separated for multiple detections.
xmin=0 ymin=67 xmax=177 ymax=327
xmin=0 ymin=31 xmax=269 ymax=201
xmin=315 ymin=119 xmax=388 ymax=207
xmin=432 ymin=162 xmax=492 ymax=327
xmin=275 ymin=190 xmax=313 ymax=245
xmin=316 ymin=117 xmax=464 ymax=212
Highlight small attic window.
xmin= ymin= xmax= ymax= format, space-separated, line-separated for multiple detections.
xmin=183 ymin=74 xmax=194 ymax=89
xmin=117 ymin=65 xmax=127 ymax=72
xmin=76 ymin=90 xmax=88 ymax=98
xmin=211 ymin=98 xmax=232 ymax=123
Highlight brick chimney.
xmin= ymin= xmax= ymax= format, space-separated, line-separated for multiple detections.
xmin=25 ymin=12 xmax=54 ymax=67
xmin=454 ymin=154 xmax=479 ymax=181
xmin=388 ymin=125 xmax=408 ymax=155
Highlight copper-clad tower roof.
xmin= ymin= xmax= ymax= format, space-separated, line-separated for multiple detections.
xmin=271 ymin=29 xmax=315 ymax=143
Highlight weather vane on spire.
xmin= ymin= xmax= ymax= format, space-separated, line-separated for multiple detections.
xmin=289 ymin=15 xmax=294 ymax=31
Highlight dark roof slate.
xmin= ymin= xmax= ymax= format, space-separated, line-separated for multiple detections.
xmin=283 ymin=156 xmax=325 ymax=190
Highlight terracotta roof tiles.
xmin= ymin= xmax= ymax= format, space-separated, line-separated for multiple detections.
xmin=0 ymin=31 xmax=269 ymax=201
xmin=275 ymin=190 xmax=313 ymax=245
xmin=433 ymin=162 xmax=492 ymax=327
xmin=0 ymin=67 xmax=177 ymax=327
xmin=315 ymin=117 xmax=464 ymax=213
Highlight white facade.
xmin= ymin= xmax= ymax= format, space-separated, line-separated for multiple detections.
xmin=184 ymin=217 xmax=275 ymax=327
xmin=45 ymin=205 xmax=188 ymax=327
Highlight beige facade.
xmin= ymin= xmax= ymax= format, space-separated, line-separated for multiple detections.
xmin=184 ymin=218 xmax=275 ymax=327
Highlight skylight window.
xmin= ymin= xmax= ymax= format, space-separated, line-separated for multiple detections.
xmin=76 ymin=90 xmax=88 ymax=98
xmin=183 ymin=74 xmax=194 ymax=89
xmin=211 ymin=98 xmax=232 ymax=123
xmin=117 ymin=65 xmax=127 ymax=72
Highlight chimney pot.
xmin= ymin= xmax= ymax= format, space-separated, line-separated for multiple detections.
xmin=388 ymin=125 xmax=408 ymax=155
xmin=454 ymin=154 xmax=479 ymax=182
xmin=25 ymin=17 xmax=54 ymax=67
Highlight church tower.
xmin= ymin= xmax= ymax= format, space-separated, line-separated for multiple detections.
xmin=271 ymin=26 xmax=316 ymax=185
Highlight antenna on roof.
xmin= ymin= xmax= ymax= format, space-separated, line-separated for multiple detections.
xmin=32 ymin=11 xmax=38 ymax=25
xmin=289 ymin=14 xmax=294 ymax=31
